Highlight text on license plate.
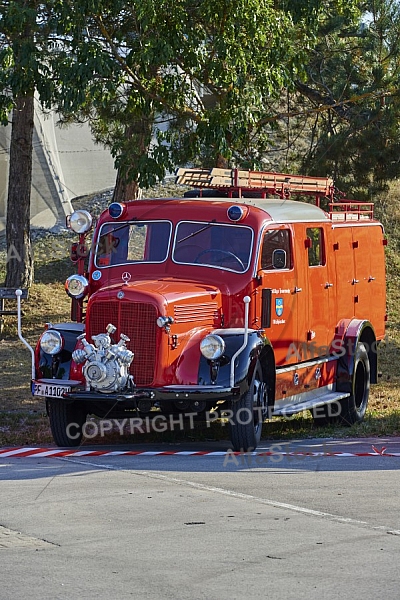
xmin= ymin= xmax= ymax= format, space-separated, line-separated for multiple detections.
xmin=33 ymin=383 xmax=71 ymax=398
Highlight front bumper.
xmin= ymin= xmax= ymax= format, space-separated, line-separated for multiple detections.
xmin=31 ymin=379 xmax=239 ymax=403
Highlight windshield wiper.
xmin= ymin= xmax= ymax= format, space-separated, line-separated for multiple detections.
xmin=100 ymin=221 xmax=133 ymax=236
xmin=177 ymin=220 xmax=216 ymax=244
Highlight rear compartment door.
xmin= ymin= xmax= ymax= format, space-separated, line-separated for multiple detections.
xmin=331 ymin=226 xmax=355 ymax=324
xmin=353 ymin=224 xmax=386 ymax=337
xmin=302 ymin=225 xmax=331 ymax=357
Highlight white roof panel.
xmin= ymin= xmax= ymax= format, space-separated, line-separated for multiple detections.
xmin=175 ymin=195 xmax=330 ymax=223
xmin=245 ymin=198 xmax=330 ymax=223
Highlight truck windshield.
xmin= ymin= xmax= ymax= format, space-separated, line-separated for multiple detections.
xmin=172 ymin=221 xmax=253 ymax=273
xmin=95 ymin=220 xmax=172 ymax=267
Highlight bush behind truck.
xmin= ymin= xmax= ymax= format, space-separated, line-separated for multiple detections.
xmin=27 ymin=168 xmax=386 ymax=451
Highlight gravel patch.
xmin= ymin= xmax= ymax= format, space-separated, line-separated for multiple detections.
xmin=0 ymin=179 xmax=188 ymax=252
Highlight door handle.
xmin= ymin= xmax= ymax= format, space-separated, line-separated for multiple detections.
xmin=325 ymin=282 xmax=333 ymax=288
xmin=294 ymin=286 xmax=302 ymax=293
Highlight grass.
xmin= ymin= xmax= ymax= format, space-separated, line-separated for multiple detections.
xmin=0 ymin=184 xmax=400 ymax=447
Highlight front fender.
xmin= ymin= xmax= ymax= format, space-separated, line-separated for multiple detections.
xmin=198 ymin=329 xmax=268 ymax=398
xmin=36 ymin=323 xmax=84 ymax=380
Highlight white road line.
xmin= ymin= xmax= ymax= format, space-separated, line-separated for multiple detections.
xmin=58 ymin=455 xmax=400 ymax=537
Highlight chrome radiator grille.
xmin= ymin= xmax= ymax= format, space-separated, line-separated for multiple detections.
xmin=86 ymin=301 xmax=157 ymax=386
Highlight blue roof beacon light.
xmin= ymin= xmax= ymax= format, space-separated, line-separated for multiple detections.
xmin=227 ymin=205 xmax=245 ymax=222
xmin=109 ymin=202 xmax=126 ymax=219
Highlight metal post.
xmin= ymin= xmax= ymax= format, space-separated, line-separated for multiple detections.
xmin=230 ymin=296 xmax=251 ymax=388
xmin=15 ymin=289 xmax=35 ymax=380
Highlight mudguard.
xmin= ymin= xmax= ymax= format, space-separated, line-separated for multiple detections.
xmin=36 ymin=323 xmax=84 ymax=380
xmin=335 ymin=319 xmax=377 ymax=390
xmin=197 ymin=329 xmax=269 ymax=399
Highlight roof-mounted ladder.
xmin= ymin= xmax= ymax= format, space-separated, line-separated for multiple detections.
xmin=175 ymin=167 xmax=335 ymax=202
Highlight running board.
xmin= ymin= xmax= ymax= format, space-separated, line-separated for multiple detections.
xmin=272 ymin=391 xmax=350 ymax=417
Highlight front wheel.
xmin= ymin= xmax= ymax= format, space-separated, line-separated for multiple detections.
xmin=230 ymin=361 xmax=267 ymax=452
xmin=47 ymin=400 xmax=87 ymax=447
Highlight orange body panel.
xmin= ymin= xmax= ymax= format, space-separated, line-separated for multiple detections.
xmin=275 ymin=358 xmax=336 ymax=400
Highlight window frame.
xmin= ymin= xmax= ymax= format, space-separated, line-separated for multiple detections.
xmin=94 ymin=220 xmax=173 ymax=269
xmin=172 ymin=220 xmax=254 ymax=274
xmin=306 ymin=227 xmax=326 ymax=267
xmin=259 ymin=227 xmax=294 ymax=272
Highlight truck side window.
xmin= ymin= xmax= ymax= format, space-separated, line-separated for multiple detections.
xmin=306 ymin=227 xmax=325 ymax=266
xmin=261 ymin=229 xmax=292 ymax=270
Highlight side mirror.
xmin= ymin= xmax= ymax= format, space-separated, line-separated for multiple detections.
xmin=272 ymin=249 xmax=287 ymax=269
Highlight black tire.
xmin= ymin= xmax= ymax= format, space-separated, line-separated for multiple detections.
xmin=159 ymin=401 xmax=177 ymax=415
xmin=230 ymin=361 xmax=267 ymax=452
xmin=47 ymin=399 xmax=87 ymax=447
xmin=339 ymin=342 xmax=370 ymax=426
xmin=311 ymin=402 xmax=341 ymax=426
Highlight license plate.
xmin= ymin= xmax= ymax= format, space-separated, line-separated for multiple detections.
xmin=32 ymin=383 xmax=71 ymax=398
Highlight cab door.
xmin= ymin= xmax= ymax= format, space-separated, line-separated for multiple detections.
xmin=257 ymin=226 xmax=300 ymax=366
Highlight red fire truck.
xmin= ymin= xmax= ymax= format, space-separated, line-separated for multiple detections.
xmin=30 ymin=168 xmax=386 ymax=450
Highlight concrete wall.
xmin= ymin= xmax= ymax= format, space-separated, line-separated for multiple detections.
xmin=0 ymin=106 xmax=116 ymax=234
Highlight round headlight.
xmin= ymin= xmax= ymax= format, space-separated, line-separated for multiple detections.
xmin=40 ymin=330 xmax=63 ymax=355
xmin=65 ymin=275 xmax=89 ymax=299
xmin=68 ymin=210 xmax=93 ymax=234
xmin=200 ymin=334 xmax=225 ymax=360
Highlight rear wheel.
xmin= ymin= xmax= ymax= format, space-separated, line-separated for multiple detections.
xmin=230 ymin=361 xmax=267 ymax=452
xmin=312 ymin=342 xmax=370 ymax=427
xmin=47 ymin=400 xmax=87 ymax=447
xmin=339 ymin=342 xmax=370 ymax=425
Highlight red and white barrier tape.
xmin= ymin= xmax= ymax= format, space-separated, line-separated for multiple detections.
xmin=0 ymin=446 xmax=399 ymax=459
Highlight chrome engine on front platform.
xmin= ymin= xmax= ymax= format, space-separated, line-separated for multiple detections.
xmin=72 ymin=324 xmax=134 ymax=393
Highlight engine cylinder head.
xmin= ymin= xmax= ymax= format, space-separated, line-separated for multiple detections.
xmin=84 ymin=362 xmax=107 ymax=383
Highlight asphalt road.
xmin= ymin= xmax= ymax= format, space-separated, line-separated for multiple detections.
xmin=1 ymin=437 xmax=400 ymax=600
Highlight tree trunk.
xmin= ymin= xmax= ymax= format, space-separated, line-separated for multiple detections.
xmin=112 ymin=115 xmax=154 ymax=203
xmin=5 ymin=95 xmax=34 ymax=288
xmin=216 ymin=154 xmax=229 ymax=168
xmin=113 ymin=170 xmax=141 ymax=202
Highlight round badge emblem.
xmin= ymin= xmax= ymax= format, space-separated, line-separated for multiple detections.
xmin=92 ymin=270 xmax=102 ymax=281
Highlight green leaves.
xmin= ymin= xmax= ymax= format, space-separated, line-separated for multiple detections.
xmin=294 ymin=0 xmax=400 ymax=195
xmin=51 ymin=0 xmax=325 ymax=182
xmin=0 ymin=1 xmax=57 ymax=101
xmin=6 ymin=0 xmax=388 ymax=196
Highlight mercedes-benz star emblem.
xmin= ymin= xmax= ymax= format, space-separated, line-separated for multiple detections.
xmin=122 ymin=272 xmax=131 ymax=283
